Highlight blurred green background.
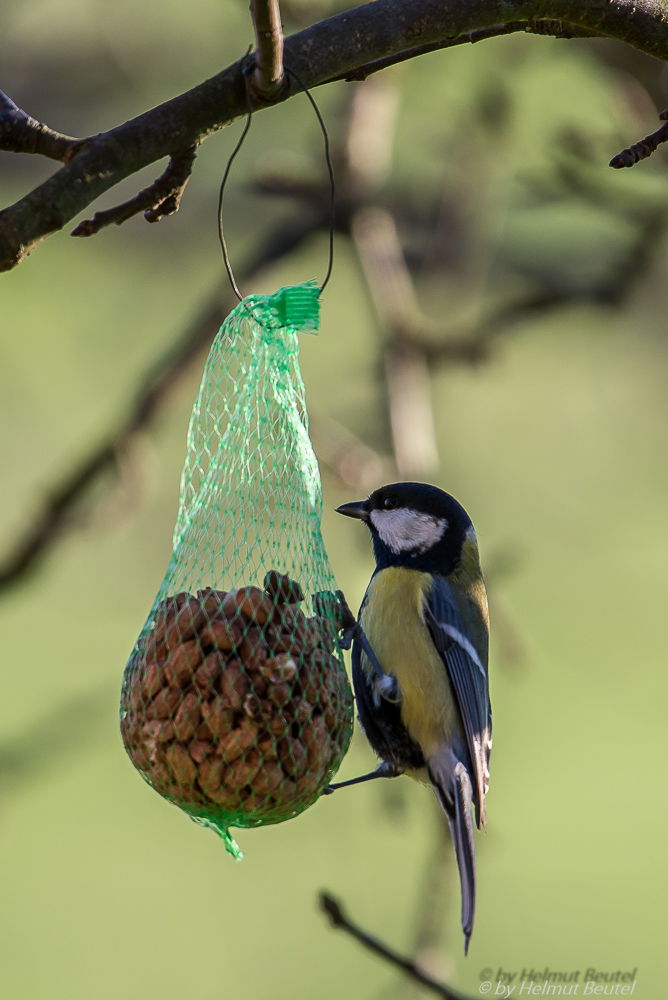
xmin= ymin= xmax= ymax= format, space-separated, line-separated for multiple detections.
xmin=1 ymin=0 xmax=667 ymax=997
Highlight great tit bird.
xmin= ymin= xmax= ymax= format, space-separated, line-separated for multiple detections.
xmin=336 ymin=482 xmax=491 ymax=954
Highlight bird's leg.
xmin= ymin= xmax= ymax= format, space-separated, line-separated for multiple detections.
xmin=333 ymin=589 xmax=359 ymax=650
xmin=324 ymin=760 xmax=403 ymax=795
xmin=334 ymin=590 xmax=400 ymax=701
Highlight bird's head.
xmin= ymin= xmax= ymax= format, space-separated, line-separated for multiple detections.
xmin=336 ymin=482 xmax=474 ymax=573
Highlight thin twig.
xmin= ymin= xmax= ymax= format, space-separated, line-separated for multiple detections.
xmin=319 ymin=893 xmax=471 ymax=1000
xmin=71 ymin=145 xmax=198 ymax=236
xmin=609 ymin=109 xmax=668 ymax=168
xmin=0 ymin=89 xmax=79 ymax=161
xmin=249 ymin=0 xmax=288 ymax=102
xmin=309 ymin=415 xmax=394 ymax=491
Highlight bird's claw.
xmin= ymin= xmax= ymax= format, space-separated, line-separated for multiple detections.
xmin=324 ymin=760 xmax=404 ymax=794
xmin=339 ymin=625 xmax=354 ymax=651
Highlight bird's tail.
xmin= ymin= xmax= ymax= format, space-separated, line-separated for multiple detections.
xmin=428 ymin=750 xmax=476 ymax=954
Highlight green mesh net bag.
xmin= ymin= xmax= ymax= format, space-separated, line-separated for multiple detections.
xmin=120 ymin=281 xmax=354 ymax=857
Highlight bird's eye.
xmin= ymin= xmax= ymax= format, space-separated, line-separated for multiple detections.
xmin=382 ymin=495 xmax=398 ymax=510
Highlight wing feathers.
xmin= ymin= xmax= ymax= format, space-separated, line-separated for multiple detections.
xmin=424 ymin=576 xmax=491 ymax=831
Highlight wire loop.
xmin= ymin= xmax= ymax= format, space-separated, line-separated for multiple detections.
xmin=218 ymin=62 xmax=335 ymax=300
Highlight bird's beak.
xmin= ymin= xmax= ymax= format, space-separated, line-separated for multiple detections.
xmin=335 ymin=500 xmax=368 ymax=520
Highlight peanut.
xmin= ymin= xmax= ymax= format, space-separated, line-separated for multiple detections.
xmin=142 ymin=719 xmax=175 ymax=743
xmin=200 ymin=696 xmax=233 ymax=739
xmin=302 ymin=716 xmax=330 ymax=770
xmin=207 ymin=785 xmax=243 ymax=808
xmin=198 ymin=756 xmax=224 ymax=797
xmin=223 ymin=750 xmax=261 ymax=789
xmin=141 ymin=660 xmax=166 ymax=699
xmin=304 ymin=616 xmax=326 ymax=650
xmin=165 ymin=744 xmax=196 ymax=788
xmin=261 ymin=654 xmax=297 ymax=683
xmin=165 ymin=640 xmax=202 ymax=688
xmin=222 ymin=587 xmax=273 ymax=626
xmin=295 ymin=700 xmax=312 ymax=725
xmin=238 ymin=627 xmax=269 ymax=671
xmin=145 ymin=686 xmax=180 ymax=720
xmin=196 ymin=588 xmax=228 ymax=615
xmin=296 ymin=767 xmax=327 ymax=798
xmin=278 ymin=736 xmax=308 ymax=779
xmin=165 ymin=598 xmax=208 ymax=650
xmin=268 ymin=681 xmax=291 ymax=708
xmin=197 ymin=719 xmax=214 ymax=742
xmin=194 ymin=651 xmax=223 ymax=693
xmin=219 ymin=721 xmax=258 ymax=762
xmin=251 ymin=760 xmax=283 ymax=794
xmin=198 ymin=619 xmax=241 ymax=652
xmin=219 ymin=660 xmax=249 ymax=709
xmin=189 ymin=741 xmax=214 ymax=764
xmin=269 ymin=712 xmax=290 ymax=736
xmin=263 ymin=571 xmax=305 ymax=606
xmin=173 ymin=692 xmax=201 ymax=742
xmin=243 ymin=692 xmax=262 ymax=718
xmin=257 ymin=732 xmax=278 ymax=760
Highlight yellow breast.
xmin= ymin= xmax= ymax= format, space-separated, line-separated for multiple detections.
xmin=359 ymin=567 xmax=462 ymax=758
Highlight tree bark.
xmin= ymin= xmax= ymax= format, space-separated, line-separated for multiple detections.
xmin=1 ymin=0 xmax=668 ymax=273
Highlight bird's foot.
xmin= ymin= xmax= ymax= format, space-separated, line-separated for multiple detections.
xmin=324 ymin=760 xmax=404 ymax=795
xmin=374 ymin=672 xmax=401 ymax=704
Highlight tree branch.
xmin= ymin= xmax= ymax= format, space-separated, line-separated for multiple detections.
xmin=319 ymin=892 xmax=471 ymax=1000
xmin=2 ymin=0 xmax=668 ymax=273
xmin=609 ymin=108 xmax=668 ymax=167
xmin=250 ymin=0 xmax=288 ymax=102
xmin=0 ymin=293 xmax=221 ymax=590
xmin=0 ymin=685 xmax=115 ymax=799
xmin=70 ymin=145 xmax=198 ymax=236
xmin=0 ymin=89 xmax=79 ymax=161
xmin=327 ymin=19 xmax=602 ymax=83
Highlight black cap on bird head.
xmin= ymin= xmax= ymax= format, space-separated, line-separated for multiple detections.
xmin=336 ymin=482 xmax=473 ymax=573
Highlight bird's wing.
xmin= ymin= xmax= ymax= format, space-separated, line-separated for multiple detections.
xmin=423 ymin=576 xmax=492 ymax=830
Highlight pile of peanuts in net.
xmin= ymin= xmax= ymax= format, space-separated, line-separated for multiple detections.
xmin=120 ymin=572 xmax=353 ymax=827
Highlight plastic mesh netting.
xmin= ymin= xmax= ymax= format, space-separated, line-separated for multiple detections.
xmin=120 ymin=282 xmax=354 ymax=857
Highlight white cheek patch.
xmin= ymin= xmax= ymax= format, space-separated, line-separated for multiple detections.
xmin=369 ymin=508 xmax=447 ymax=554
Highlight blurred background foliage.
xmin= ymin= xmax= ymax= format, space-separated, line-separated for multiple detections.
xmin=1 ymin=0 xmax=667 ymax=996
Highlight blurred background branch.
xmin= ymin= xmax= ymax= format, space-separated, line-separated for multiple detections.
xmin=0 ymin=213 xmax=326 ymax=591
xmin=2 ymin=0 xmax=668 ymax=272
xmin=3 ymin=52 xmax=668 ymax=595
xmin=0 ymin=686 xmax=114 ymax=804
